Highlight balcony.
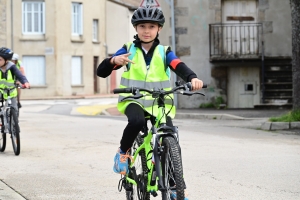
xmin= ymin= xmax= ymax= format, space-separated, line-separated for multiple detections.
xmin=209 ymin=23 xmax=263 ymax=61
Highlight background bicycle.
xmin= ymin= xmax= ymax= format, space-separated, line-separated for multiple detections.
xmin=114 ymin=81 xmax=206 ymax=200
xmin=0 ymin=84 xmax=25 ymax=156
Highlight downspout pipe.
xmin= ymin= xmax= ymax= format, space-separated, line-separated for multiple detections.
xmin=11 ymin=0 xmax=14 ymax=49
xmin=170 ymin=0 xmax=177 ymax=107
xmin=261 ymin=24 xmax=265 ymax=104
xmin=165 ymin=0 xmax=177 ymax=107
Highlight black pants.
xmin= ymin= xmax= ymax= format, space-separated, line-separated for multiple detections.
xmin=120 ymin=103 xmax=173 ymax=152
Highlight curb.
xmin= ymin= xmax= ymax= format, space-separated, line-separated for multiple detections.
xmin=175 ymin=113 xmax=250 ymax=120
xmin=0 ymin=180 xmax=26 ymax=200
xmin=22 ymin=94 xmax=118 ymax=101
xmin=261 ymin=121 xmax=300 ymax=131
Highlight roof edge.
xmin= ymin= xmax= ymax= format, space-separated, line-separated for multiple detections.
xmin=108 ymin=0 xmax=139 ymax=11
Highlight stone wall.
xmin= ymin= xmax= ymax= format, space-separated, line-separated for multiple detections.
xmin=0 ymin=0 xmax=7 ymax=47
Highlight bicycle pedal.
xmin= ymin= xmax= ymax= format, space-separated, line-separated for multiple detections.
xmin=150 ymin=191 xmax=158 ymax=197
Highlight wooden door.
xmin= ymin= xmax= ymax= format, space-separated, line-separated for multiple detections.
xmin=222 ymin=0 xmax=257 ymax=55
xmin=93 ymin=56 xmax=99 ymax=93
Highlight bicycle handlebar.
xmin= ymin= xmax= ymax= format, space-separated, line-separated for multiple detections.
xmin=0 ymin=83 xmax=28 ymax=94
xmin=113 ymin=81 xmax=207 ymax=98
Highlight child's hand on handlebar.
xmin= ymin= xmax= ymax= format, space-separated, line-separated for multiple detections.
xmin=23 ymin=82 xmax=30 ymax=89
xmin=191 ymin=78 xmax=203 ymax=91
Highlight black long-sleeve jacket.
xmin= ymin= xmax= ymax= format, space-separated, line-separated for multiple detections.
xmin=97 ymin=38 xmax=197 ymax=82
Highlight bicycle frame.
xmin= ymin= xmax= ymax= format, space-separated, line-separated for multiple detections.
xmin=0 ymin=90 xmax=14 ymax=133
xmin=125 ymin=93 xmax=178 ymax=194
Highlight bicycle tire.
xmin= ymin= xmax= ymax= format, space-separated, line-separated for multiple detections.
xmin=0 ymin=114 xmax=6 ymax=152
xmin=126 ymin=133 xmax=150 ymax=200
xmin=9 ymin=108 xmax=20 ymax=156
xmin=161 ymin=136 xmax=185 ymax=200
xmin=0 ymin=132 xmax=6 ymax=152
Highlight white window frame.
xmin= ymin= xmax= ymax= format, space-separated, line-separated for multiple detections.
xmin=22 ymin=56 xmax=46 ymax=86
xmin=72 ymin=2 xmax=83 ymax=36
xmin=92 ymin=19 xmax=99 ymax=42
xmin=22 ymin=1 xmax=45 ymax=34
xmin=71 ymin=56 xmax=83 ymax=85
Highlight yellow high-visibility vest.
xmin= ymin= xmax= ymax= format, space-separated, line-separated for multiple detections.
xmin=117 ymin=42 xmax=176 ymax=118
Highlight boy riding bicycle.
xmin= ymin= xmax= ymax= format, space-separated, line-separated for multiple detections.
xmin=97 ymin=6 xmax=203 ymax=199
xmin=0 ymin=48 xmax=30 ymax=111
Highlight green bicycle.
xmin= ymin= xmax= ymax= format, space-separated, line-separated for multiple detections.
xmin=114 ymin=81 xmax=206 ymax=200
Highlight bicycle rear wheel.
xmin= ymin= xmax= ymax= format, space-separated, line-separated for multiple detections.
xmin=126 ymin=133 xmax=150 ymax=200
xmin=9 ymin=108 xmax=20 ymax=156
xmin=0 ymin=132 xmax=6 ymax=152
xmin=161 ymin=136 xmax=185 ymax=200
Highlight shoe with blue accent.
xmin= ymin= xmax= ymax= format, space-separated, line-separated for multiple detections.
xmin=170 ymin=190 xmax=189 ymax=200
xmin=113 ymin=148 xmax=132 ymax=175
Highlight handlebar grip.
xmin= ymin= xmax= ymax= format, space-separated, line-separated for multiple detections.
xmin=113 ymin=88 xmax=133 ymax=94
xmin=187 ymin=82 xmax=207 ymax=90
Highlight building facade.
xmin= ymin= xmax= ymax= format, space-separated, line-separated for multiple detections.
xmin=173 ymin=0 xmax=292 ymax=108
xmin=0 ymin=0 xmax=140 ymax=98
xmin=0 ymin=0 xmax=292 ymax=109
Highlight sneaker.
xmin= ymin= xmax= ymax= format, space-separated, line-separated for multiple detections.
xmin=113 ymin=148 xmax=132 ymax=175
xmin=18 ymin=102 xmax=22 ymax=109
xmin=170 ymin=190 xmax=189 ymax=200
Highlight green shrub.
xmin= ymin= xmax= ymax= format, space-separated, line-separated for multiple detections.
xmin=269 ymin=110 xmax=300 ymax=122
xmin=199 ymin=102 xmax=215 ymax=108
xmin=199 ymin=96 xmax=226 ymax=109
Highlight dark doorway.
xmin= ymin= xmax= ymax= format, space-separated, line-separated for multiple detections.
xmin=93 ymin=56 xmax=99 ymax=93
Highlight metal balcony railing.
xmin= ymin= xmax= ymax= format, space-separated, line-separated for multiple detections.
xmin=209 ymin=23 xmax=263 ymax=60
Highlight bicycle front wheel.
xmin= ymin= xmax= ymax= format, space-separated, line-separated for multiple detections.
xmin=161 ymin=136 xmax=185 ymax=200
xmin=126 ymin=133 xmax=150 ymax=200
xmin=9 ymin=108 xmax=20 ymax=156
xmin=0 ymin=132 xmax=6 ymax=152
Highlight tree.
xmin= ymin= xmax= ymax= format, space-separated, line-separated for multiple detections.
xmin=290 ymin=0 xmax=300 ymax=110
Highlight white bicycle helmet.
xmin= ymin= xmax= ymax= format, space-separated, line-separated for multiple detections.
xmin=12 ymin=53 xmax=19 ymax=61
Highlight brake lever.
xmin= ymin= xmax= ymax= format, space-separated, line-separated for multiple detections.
xmin=181 ymin=91 xmax=205 ymax=96
xmin=120 ymin=93 xmax=144 ymax=102
xmin=182 ymin=91 xmax=194 ymax=96
xmin=192 ymin=92 xmax=205 ymax=96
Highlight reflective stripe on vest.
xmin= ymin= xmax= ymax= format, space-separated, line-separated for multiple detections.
xmin=117 ymin=42 xmax=176 ymax=118
xmin=16 ymin=61 xmax=22 ymax=70
xmin=0 ymin=70 xmax=17 ymax=99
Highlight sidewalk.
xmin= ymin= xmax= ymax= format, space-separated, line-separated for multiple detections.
xmin=104 ymin=107 xmax=300 ymax=131
xmin=0 ymin=180 xmax=25 ymax=200
xmin=22 ymin=94 xmax=300 ymax=132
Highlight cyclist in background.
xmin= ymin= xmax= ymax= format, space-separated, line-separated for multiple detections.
xmin=97 ymin=6 xmax=203 ymax=200
xmin=0 ymin=47 xmax=30 ymax=114
xmin=11 ymin=53 xmax=26 ymax=109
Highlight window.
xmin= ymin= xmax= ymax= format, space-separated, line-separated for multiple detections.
xmin=72 ymin=3 xmax=83 ymax=35
xmin=71 ymin=56 xmax=82 ymax=85
xmin=92 ymin=19 xmax=99 ymax=42
xmin=22 ymin=1 xmax=45 ymax=34
xmin=22 ymin=56 xmax=46 ymax=86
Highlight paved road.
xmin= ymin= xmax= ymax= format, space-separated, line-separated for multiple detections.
xmin=0 ymin=99 xmax=299 ymax=199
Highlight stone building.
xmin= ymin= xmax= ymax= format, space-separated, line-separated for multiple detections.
xmin=0 ymin=0 xmax=293 ymax=109
xmin=172 ymin=0 xmax=292 ymax=108
xmin=0 ymin=0 xmax=140 ymax=98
